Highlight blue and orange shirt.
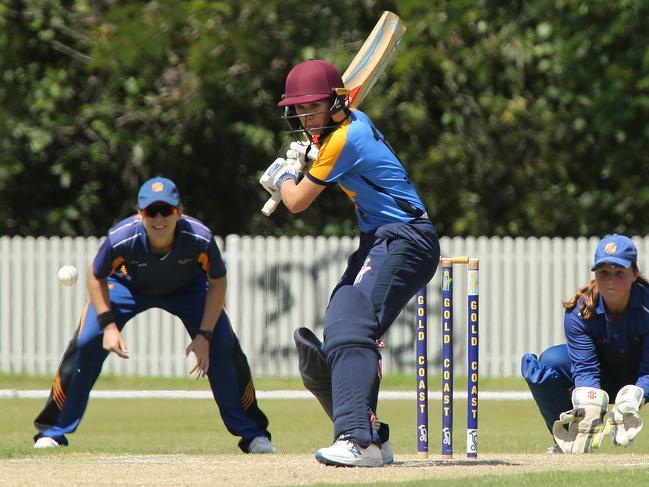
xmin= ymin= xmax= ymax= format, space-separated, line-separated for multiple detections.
xmin=307 ymin=109 xmax=426 ymax=233
xmin=564 ymin=281 xmax=649 ymax=399
xmin=93 ymin=215 xmax=226 ymax=296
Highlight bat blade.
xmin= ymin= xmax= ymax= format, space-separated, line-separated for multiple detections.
xmin=342 ymin=11 xmax=406 ymax=108
xmin=262 ymin=11 xmax=406 ymax=216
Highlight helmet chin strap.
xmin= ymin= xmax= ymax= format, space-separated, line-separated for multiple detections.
xmin=330 ymin=87 xmax=350 ymax=117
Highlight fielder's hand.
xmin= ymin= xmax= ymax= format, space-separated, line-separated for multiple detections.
xmin=604 ymin=384 xmax=645 ymax=446
xmin=102 ymin=323 xmax=129 ymax=359
xmin=185 ymin=335 xmax=210 ymax=379
xmin=552 ymin=387 xmax=608 ymax=453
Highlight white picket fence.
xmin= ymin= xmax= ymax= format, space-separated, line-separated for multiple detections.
xmin=1 ymin=234 xmax=644 ymax=379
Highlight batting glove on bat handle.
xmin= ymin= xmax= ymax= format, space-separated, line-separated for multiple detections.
xmin=260 ymin=157 xmax=286 ymax=195
xmin=286 ymin=141 xmax=319 ymax=166
xmin=260 ymin=158 xmax=303 ymax=217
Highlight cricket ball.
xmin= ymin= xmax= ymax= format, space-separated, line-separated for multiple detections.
xmin=57 ymin=265 xmax=78 ymax=286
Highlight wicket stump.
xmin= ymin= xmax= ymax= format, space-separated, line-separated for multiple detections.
xmin=416 ymin=256 xmax=479 ymax=459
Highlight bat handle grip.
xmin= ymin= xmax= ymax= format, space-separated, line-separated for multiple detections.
xmin=261 ymin=192 xmax=282 ymax=216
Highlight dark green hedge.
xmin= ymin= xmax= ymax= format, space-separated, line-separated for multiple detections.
xmin=2 ymin=1 xmax=648 ymax=237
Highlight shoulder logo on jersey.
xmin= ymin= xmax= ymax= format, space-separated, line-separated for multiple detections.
xmin=604 ymin=242 xmax=617 ymax=254
xmin=151 ymin=181 xmax=165 ymax=193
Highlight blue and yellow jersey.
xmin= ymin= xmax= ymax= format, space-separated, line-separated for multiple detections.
xmin=93 ymin=215 xmax=226 ymax=296
xmin=564 ymin=281 xmax=649 ymax=399
xmin=307 ymin=109 xmax=426 ymax=233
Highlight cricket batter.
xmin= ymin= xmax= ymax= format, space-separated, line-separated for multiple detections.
xmin=33 ymin=177 xmax=276 ymax=454
xmin=522 ymin=234 xmax=649 ymax=453
xmin=261 ymin=60 xmax=440 ymax=467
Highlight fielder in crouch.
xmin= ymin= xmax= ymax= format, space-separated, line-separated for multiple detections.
xmin=261 ymin=60 xmax=440 ymax=467
xmin=33 ymin=177 xmax=276 ymax=454
xmin=522 ymin=234 xmax=649 ymax=453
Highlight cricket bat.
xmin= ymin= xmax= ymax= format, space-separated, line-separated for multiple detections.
xmin=261 ymin=11 xmax=406 ymax=216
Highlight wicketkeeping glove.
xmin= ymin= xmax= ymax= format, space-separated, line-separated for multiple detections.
xmin=552 ymin=387 xmax=609 ymax=453
xmin=259 ymin=157 xmax=299 ymax=194
xmin=285 ymin=140 xmax=319 ymax=168
xmin=604 ymin=384 xmax=645 ymax=447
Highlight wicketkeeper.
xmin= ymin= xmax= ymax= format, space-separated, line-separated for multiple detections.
xmin=522 ymin=234 xmax=649 ymax=453
xmin=33 ymin=177 xmax=276 ymax=454
xmin=261 ymin=60 xmax=440 ymax=467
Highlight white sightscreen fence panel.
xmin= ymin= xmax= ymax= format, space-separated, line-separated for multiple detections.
xmin=0 ymin=235 xmax=620 ymax=378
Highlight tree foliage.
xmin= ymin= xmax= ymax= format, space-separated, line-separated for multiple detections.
xmin=1 ymin=0 xmax=648 ymax=237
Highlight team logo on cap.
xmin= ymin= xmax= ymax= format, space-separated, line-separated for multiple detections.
xmin=604 ymin=242 xmax=617 ymax=255
xmin=151 ymin=182 xmax=164 ymax=193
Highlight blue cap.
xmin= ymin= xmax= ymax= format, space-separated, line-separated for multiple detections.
xmin=138 ymin=177 xmax=180 ymax=209
xmin=591 ymin=234 xmax=637 ymax=271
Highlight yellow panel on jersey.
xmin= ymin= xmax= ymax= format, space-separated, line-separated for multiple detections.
xmin=309 ymin=118 xmax=351 ymax=183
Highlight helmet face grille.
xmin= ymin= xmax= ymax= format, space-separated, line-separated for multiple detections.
xmin=280 ymin=105 xmax=339 ymax=143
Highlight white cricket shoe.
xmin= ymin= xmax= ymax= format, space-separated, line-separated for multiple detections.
xmin=380 ymin=439 xmax=394 ymax=465
xmin=248 ymin=436 xmax=277 ymax=454
xmin=33 ymin=437 xmax=62 ymax=449
xmin=315 ymin=438 xmax=383 ymax=467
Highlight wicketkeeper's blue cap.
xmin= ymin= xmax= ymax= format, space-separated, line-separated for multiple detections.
xmin=138 ymin=177 xmax=180 ymax=209
xmin=591 ymin=234 xmax=637 ymax=271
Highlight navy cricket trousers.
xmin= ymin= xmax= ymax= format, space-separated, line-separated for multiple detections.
xmin=324 ymin=218 xmax=440 ymax=446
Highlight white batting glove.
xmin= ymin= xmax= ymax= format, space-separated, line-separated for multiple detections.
xmin=605 ymin=385 xmax=645 ymax=446
xmin=552 ymin=387 xmax=609 ymax=453
xmin=285 ymin=141 xmax=319 ymax=168
xmin=259 ymin=157 xmax=298 ymax=194
xmin=274 ymin=159 xmax=300 ymax=190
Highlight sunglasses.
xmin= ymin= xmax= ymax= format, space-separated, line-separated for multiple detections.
xmin=142 ymin=203 xmax=177 ymax=218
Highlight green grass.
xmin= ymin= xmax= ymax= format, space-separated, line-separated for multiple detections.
xmin=1 ymin=374 xmax=646 ymax=457
xmin=0 ymin=372 xmax=531 ymax=391
xmin=2 ymin=373 xmax=648 ymax=486
xmin=2 ymin=398 xmax=551 ymax=456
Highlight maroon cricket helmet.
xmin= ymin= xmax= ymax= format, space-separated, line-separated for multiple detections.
xmin=277 ymin=60 xmax=344 ymax=107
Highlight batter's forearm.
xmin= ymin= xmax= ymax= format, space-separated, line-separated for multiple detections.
xmin=280 ymin=178 xmax=323 ymax=212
